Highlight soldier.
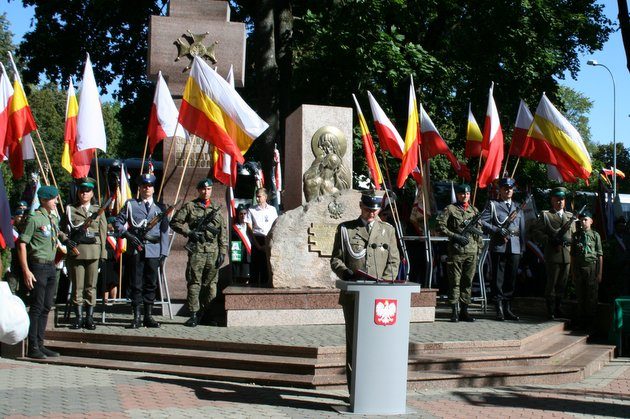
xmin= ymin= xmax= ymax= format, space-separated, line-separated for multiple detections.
xmin=170 ymin=178 xmax=226 ymax=327
xmin=17 ymin=186 xmax=63 ymax=359
xmin=481 ymin=177 xmax=526 ymax=321
xmin=571 ymin=211 xmax=603 ymax=331
xmin=114 ymin=174 xmax=170 ymax=329
xmin=530 ymin=186 xmax=576 ymax=319
xmin=61 ymin=177 xmax=107 ymax=330
xmin=436 ymin=183 xmax=483 ymax=322
xmin=330 ymin=192 xmax=400 ymax=392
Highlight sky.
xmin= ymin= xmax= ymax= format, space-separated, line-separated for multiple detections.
xmin=1 ymin=0 xmax=629 ymax=149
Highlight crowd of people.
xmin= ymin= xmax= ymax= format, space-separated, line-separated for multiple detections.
xmin=3 ymin=172 xmax=280 ymax=359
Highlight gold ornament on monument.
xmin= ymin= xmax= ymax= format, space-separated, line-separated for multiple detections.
xmin=174 ymin=30 xmax=219 ymax=72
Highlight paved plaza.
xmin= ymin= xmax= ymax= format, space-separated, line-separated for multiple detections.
xmin=0 ymin=356 xmax=628 ymax=418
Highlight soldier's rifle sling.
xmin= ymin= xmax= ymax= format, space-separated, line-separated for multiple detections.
xmin=554 ymin=204 xmax=587 ymax=243
xmin=138 ymin=205 xmax=176 ymax=241
xmin=498 ymin=194 xmax=532 ymax=230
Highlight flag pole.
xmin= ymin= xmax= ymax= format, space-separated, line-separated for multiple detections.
xmin=510 ymin=157 xmax=521 ymax=179
xmin=95 ymin=150 xmax=102 ymax=203
xmin=172 ymin=134 xmax=197 ymax=205
xmin=157 ymin=127 xmax=182 ymax=201
xmin=181 ymin=140 xmax=209 ymax=204
xmin=472 ymin=155 xmax=483 ymax=207
xmin=139 ymin=135 xmax=150 ymax=177
xmin=29 ymin=135 xmax=49 ymax=186
xmin=33 ymin=129 xmax=64 ymax=211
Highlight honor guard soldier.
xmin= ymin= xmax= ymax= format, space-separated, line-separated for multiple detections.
xmin=115 ymin=173 xmax=170 ymax=328
xmin=530 ymin=186 xmax=576 ymax=319
xmin=61 ymin=177 xmax=107 ymax=330
xmin=330 ymin=191 xmax=400 ymax=392
xmin=436 ymin=183 xmax=483 ymax=322
xmin=481 ymin=177 xmax=526 ymax=321
xmin=18 ymin=186 xmax=64 ymax=359
xmin=570 ymin=211 xmax=603 ymax=331
xmin=170 ymin=178 xmax=226 ymax=327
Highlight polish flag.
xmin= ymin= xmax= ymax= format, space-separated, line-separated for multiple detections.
xmin=368 ymin=91 xmax=404 ymax=159
xmin=147 ymin=71 xmax=185 ymax=154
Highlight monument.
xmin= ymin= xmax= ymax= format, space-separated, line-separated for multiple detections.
xmin=147 ymin=0 xmax=246 ymax=303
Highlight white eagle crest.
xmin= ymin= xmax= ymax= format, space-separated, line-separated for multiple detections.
xmin=375 ymin=300 xmax=397 ymax=324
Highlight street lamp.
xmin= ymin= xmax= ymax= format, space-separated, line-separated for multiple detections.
xmin=587 ymin=59 xmax=617 ymax=197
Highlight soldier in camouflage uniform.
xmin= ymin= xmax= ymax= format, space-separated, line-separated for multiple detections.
xmin=436 ymin=183 xmax=483 ymax=322
xmin=530 ymin=187 xmax=576 ymax=319
xmin=170 ymin=178 xmax=226 ymax=327
xmin=570 ymin=211 xmax=603 ymax=331
xmin=330 ymin=191 xmax=400 ymax=392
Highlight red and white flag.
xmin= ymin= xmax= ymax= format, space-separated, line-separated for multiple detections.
xmin=147 ymin=71 xmax=186 ymax=154
xmin=76 ymin=54 xmax=107 ymax=153
xmin=368 ymin=91 xmax=404 ymax=159
xmin=478 ymin=83 xmax=504 ymax=188
xmin=509 ymin=100 xmax=533 ymax=157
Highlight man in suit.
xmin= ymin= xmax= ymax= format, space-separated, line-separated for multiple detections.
xmin=530 ymin=186 xmax=576 ymax=319
xmin=61 ymin=177 xmax=107 ymax=330
xmin=481 ymin=177 xmax=526 ymax=321
xmin=330 ymin=191 xmax=400 ymax=392
xmin=115 ymin=174 xmax=170 ymax=328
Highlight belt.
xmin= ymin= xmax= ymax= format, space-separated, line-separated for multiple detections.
xmin=29 ymin=257 xmax=55 ymax=265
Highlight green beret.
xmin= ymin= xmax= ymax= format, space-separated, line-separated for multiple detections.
xmin=37 ymin=185 xmax=59 ymax=200
xmin=197 ymin=178 xmax=214 ymax=189
xmin=454 ymin=183 xmax=471 ymax=194
xmin=18 ymin=200 xmax=28 ymax=208
xmin=107 ymin=216 xmax=116 ymax=224
xmin=550 ymin=187 xmax=567 ymax=198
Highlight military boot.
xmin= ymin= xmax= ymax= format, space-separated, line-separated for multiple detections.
xmin=126 ymin=305 xmax=142 ymax=329
xmin=554 ymin=297 xmax=565 ymax=319
xmin=143 ymin=303 xmax=160 ymax=328
xmin=84 ymin=305 xmax=96 ymax=330
xmin=546 ymin=300 xmax=555 ymax=320
xmin=460 ymin=304 xmax=476 ymax=322
xmin=450 ymin=303 xmax=459 ymax=322
xmin=69 ymin=305 xmax=84 ymax=330
xmin=504 ymin=301 xmax=519 ymax=321
xmin=495 ymin=301 xmax=505 ymax=321
xmin=184 ymin=312 xmax=198 ymax=327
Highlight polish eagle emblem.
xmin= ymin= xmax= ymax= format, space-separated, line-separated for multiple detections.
xmin=374 ymin=299 xmax=397 ymax=326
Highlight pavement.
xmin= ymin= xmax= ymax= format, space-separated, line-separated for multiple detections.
xmin=0 ymin=308 xmax=628 ymax=418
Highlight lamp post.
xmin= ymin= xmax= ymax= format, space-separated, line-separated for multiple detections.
xmin=587 ymin=59 xmax=617 ymax=197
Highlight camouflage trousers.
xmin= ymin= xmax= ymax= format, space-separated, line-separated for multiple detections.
xmin=186 ymin=249 xmax=219 ymax=313
xmin=573 ymin=263 xmax=599 ymax=325
xmin=446 ymin=253 xmax=478 ymax=305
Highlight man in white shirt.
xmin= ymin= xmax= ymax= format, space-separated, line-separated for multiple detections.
xmin=247 ymin=188 xmax=278 ymax=286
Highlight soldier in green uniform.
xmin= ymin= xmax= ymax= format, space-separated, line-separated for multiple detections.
xmin=331 ymin=192 xmax=400 ymax=392
xmin=530 ymin=187 xmax=576 ymax=319
xmin=570 ymin=211 xmax=603 ymax=331
xmin=170 ymin=178 xmax=226 ymax=327
xmin=18 ymin=186 xmax=64 ymax=359
xmin=61 ymin=178 xmax=107 ymax=330
xmin=436 ymin=183 xmax=483 ymax=322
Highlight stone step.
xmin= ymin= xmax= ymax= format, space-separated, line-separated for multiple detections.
xmin=20 ymin=355 xmax=316 ymax=388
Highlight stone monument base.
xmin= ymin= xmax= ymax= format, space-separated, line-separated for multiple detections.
xmin=223 ymin=286 xmax=437 ymax=327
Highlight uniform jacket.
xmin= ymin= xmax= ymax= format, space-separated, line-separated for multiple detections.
xmin=114 ymin=198 xmax=170 ymax=258
xmin=330 ymin=218 xmax=400 ymax=281
xmin=571 ymin=228 xmax=603 ymax=266
xmin=530 ymin=209 xmax=576 ymax=263
xmin=170 ymin=199 xmax=227 ymax=255
xmin=436 ymin=203 xmax=483 ymax=255
xmin=19 ymin=207 xmax=62 ymax=261
xmin=481 ymin=200 xmax=526 ymax=254
xmin=60 ymin=203 xmax=107 ymax=260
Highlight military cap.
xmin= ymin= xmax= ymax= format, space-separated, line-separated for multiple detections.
xmin=236 ymin=204 xmax=248 ymax=213
xmin=550 ymin=186 xmax=568 ymax=198
xmin=454 ymin=183 xmax=471 ymax=193
xmin=18 ymin=200 xmax=28 ymax=208
xmin=37 ymin=185 xmax=59 ymax=200
xmin=196 ymin=178 xmax=213 ymax=189
xmin=107 ymin=216 xmax=116 ymax=224
xmin=579 ymin=210 xmax=593 ymax=219
xmin=77 ymin=177 xmax=96 ymax=190
xmin=360 ymin=192 xmax=383 ymax=210
xmin=498 ymin=177 xmax=516 ymax=188
xmin=137 ymin=173 xmax=156 ymax=186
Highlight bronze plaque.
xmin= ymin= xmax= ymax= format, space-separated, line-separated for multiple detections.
xmin=308 ymin=222 xmax=338 ymax=257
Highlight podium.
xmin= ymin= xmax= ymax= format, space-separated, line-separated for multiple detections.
xmin=336 ymin=280 xmax=420 ymax=415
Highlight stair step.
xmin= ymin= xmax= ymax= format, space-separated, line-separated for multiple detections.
xmin=19 ymin=355 xmax=316 ymax=388
xmin=46 ymin=340 xmax=325 ymax=374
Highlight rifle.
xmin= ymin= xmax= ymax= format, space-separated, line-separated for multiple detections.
xmin=129 ymin=205 xmax=176 ymax=252
xmin=453 ymin=206 xmax=488 ymax=249
xmin=184 ymin=205 xmax=221 ymax=252
xmin=493 ymin=194 xmax=532 ymax=241
xmin=68 ymin=196 xmax=113 ymax=256
xmin=551 ymin=204 xmax=586 ymax=246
